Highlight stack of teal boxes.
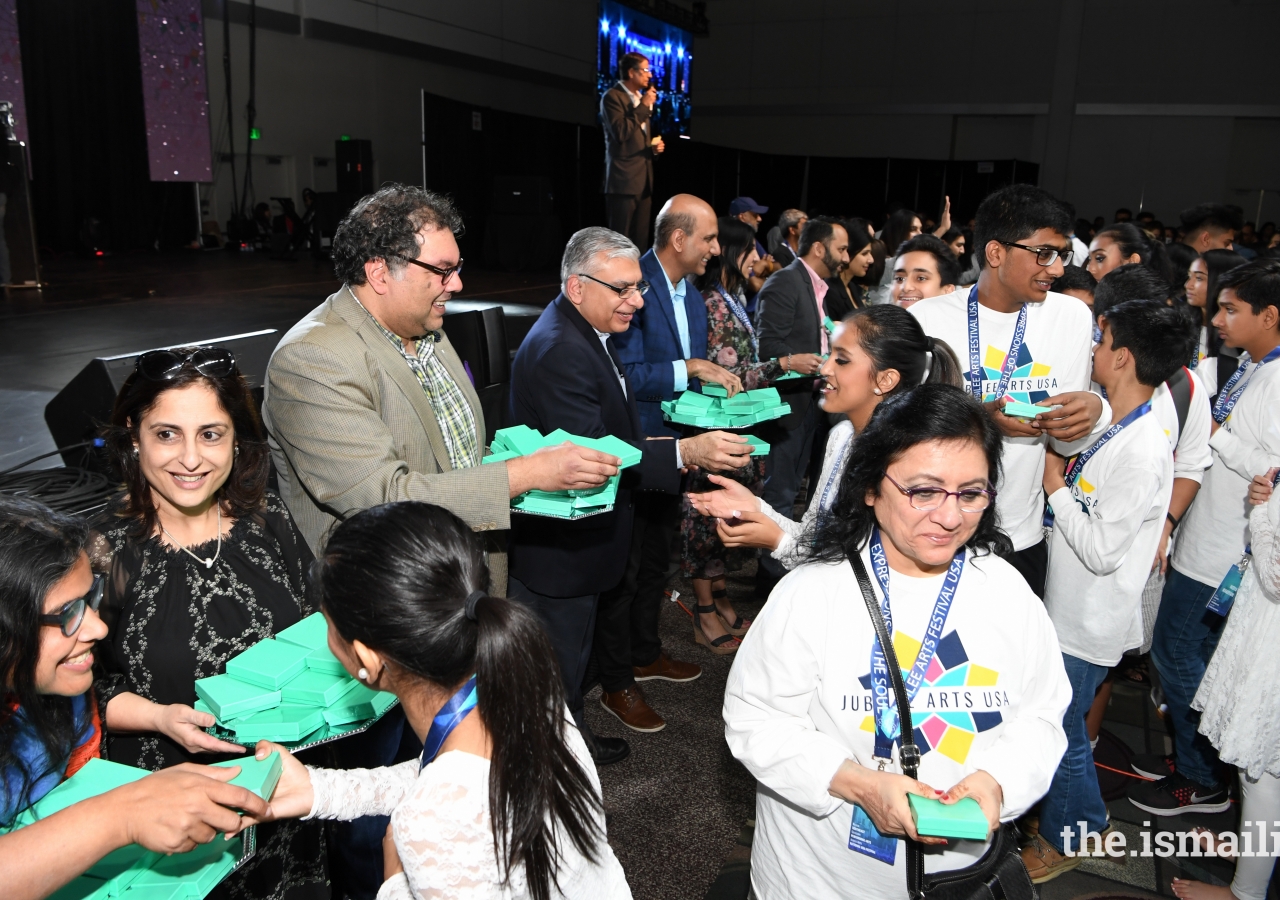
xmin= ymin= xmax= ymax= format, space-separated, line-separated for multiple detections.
xmin=6 ymin=753 xmax=283 ymax=899
xmin=194 ymin=613 xmax=397 ymax=749
xmin=660 ymin=385 xmax=790 ymax=430
xmin=482 ymin=425 xmax=642 ymax=518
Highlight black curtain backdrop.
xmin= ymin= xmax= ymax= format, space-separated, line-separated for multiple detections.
xmin=17 ymin=0 xmax=198 ymax=254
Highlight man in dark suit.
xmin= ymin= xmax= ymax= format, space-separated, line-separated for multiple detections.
xmin=509 ymin=227 xmax=750 ymax=760
xmin=755 ymin=217 xmax=848 ymax=591
xmin=600 ymin=52 xmax=664 ymax=248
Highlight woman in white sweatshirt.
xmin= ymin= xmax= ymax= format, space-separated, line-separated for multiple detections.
xmin=686 ymin=304 xmax=961 ymax=567
xmin=723 ymin=384 xmax=1072 ymax=900
xmin=258 ymin=502 xmax=630 ymax=900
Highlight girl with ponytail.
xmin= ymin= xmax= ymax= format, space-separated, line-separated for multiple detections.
xmin=1086 ymin=221 xmax=1174 ymax=285
xmin=687 ymin=305 xmax=962 ymax=568
xmin=258 ymin=501 xmax=631 ymax=900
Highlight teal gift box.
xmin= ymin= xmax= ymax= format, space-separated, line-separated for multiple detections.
xmin=493 ymin=426 xmax=641 ymax=519
xmin=194 ymin=674 xmax=281 ymax=722
xmin=281 ymin=669 xmax=362 ymax=707
xmin=1001 ymin=399 xmax=1052 ymax=421
xmin=212 ymin=752 xmax=284 ymax=802
xmin=273 ymin=612 xmax=329 ymax=651
xmin=305 ymin=644 xmax=347 ymax=676
xmin=232 ymin=705 xmax=326 ymax=743
xmin=907 ymin=795 xmax=990 ymax=841
xmin=225 ymin=639 xmax=310 ymax=691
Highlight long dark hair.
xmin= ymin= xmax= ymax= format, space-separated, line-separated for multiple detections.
xmin=103 ymin=349 xmax=270 ymax=539
xmin=698 ymin=216 xmax=757 ymax=296
xmin=843 ymin=305 xmax=963 ymax=393
xmin=315 ymin=502 xmax=602 ymax=900
xmin=0 ymin=497 xmax=89 ymax=825
xmin=803 ymin=384 xmax=1011 ymax=563
xmin=1096 ymin=222 xmax=1173 ymax=284
xmin=882 ymin=208 xmax=921 ymax=258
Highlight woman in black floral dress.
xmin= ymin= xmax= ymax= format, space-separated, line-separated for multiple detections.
xmin=90 ymin=348 xmax=324 ymax=900
xmin=682 ymin=219 xmax=824 ymax=654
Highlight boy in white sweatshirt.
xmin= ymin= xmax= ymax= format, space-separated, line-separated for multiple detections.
xmin=1023 ymin=300 xmax=1190 ymax=882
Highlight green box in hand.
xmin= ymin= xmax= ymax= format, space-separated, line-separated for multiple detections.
xmin=274 ymin=612 xmax=329 ymax=651
xmin=194 ymin=674 xmax=282 ymax=722
xmin=741 ymin=435 xmax=770 ymax=456
xmin=212 ymin=752 xmax=283 ymax=801
xmin=907 ymin=794 xmax=990 ymax=841
xmin=225 ymin=639 xmax=311 ymax=690
xmin=1001 ymin=399 xmax=1050 ymax=420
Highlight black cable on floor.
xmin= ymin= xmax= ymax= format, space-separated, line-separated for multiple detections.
xmin=0 ymin=439 xmax=116 ymax=516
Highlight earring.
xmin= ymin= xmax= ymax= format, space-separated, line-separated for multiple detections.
xmin=357 ymin=668 xmax=369 ymax=682
xmin=873 ymin=388 xmax=882 ymax=395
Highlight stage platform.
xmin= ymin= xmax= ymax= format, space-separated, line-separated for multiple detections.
xmin=0 ymin=250 xmax=560 ymax=471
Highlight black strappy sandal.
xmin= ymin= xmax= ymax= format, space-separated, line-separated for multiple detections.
xmin=711 ymin=587 xmax=751 ymax=636
xmin=693 ymin=602 xmax=741 ymax=655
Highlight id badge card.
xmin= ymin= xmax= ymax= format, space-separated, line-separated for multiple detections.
xmin=1206 ymin=557 xmax=1248 ymax=616
xmin=848 ymin=804 xmax=899 ymax=864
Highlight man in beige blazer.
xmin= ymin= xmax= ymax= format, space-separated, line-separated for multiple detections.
xmin=263 ymin=184 xmax=619 ymax=595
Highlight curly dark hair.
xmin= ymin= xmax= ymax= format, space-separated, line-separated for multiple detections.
xmin=102 ymin=350 xmax=271 ymax=539
xmin=0 ymin=496 xmax=89 ymax=825
xmin=802 ymin=383 xmax=1012 ymax=564
xmin=332 ymin=183 xmax=465 ymax=285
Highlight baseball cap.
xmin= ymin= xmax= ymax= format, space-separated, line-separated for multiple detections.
xmin=729 ymin=196 xmax=768 ymax=216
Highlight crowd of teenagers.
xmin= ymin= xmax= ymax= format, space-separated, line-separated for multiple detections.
xmin=2 ymin=179 xmax=1280 ymax=900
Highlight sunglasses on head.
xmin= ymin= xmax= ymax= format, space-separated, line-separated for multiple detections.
xmin=39 ymin=573 xmax=105 ymax=637
xmin=135 ymin=348 xmax=237 ymax=381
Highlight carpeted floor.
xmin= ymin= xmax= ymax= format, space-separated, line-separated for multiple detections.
xmin=585 ymin=558 xmax=764 ymax=900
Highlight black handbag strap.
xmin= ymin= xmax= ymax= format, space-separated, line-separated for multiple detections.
xmin=849 ymin=551 xmax=927 ymax=898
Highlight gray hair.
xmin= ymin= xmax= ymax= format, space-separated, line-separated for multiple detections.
xmin=778 ymin=208 xmax=806 ymax=235
xmin=560 ymin=227 xmax=640 ymax=291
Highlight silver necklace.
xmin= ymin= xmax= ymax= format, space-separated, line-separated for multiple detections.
xmin=160 ymin=505 xmax=222 ymax=569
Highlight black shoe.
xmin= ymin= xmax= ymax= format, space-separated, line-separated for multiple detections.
xmin=1131 ymin=752 xmax=1175 ymax=780
xmin=589 ymin=735 xmax=631 ymax=766
xmin=1127 ymin=772 xmax=1230 ymax=816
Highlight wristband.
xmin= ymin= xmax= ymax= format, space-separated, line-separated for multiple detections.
xmin=1166 ymin=511 xmax=1180 ymax=530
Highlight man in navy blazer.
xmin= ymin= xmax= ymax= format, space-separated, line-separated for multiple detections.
xmin=508 ymin=226 xmax=750 ymax=758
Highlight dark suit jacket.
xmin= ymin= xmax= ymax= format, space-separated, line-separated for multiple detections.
xmin=600 ymin=83 xmax=654 ymax=196
xmin=756 ymin=259 xmax=823 ymax=425
xmin=613 ymin=249 xmax=708 ymax=437
xmin=507 ymin=295 xmax=680 ymax=597
xmin=773 ymin=241 xmax=797 ymax=268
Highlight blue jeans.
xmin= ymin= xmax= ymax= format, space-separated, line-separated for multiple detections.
xmin=1040 ymin=653 xmax=1109 ymax=854
xmin=1150 ymin=566 xmax=1224 ymax=787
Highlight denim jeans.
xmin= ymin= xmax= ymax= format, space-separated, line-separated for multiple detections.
xmin=1039 ymin=653 xmax=1110 ymax=854
xmin=1150 ymin=566 xmax=1224 ymax=787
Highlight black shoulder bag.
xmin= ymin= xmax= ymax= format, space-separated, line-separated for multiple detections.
xmin=849 ymin=552 xmax=1038 ymax=900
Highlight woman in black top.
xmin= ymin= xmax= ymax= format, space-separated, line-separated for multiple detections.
xmin=89 ymin=347 xmax=323 ymax=900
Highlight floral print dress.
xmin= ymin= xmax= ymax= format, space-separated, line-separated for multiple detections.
xmin=680 ymin=285 xmax=785 ymax=578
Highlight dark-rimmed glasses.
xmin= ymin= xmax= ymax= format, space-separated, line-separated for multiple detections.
xmin=883 ymin=473 xmax=995 ymax=513
xmin=39 ymin=573 xmax=105 ymax=637
xmin=136 ymin=348 xmax=237 ymax=381
xmin=400 ymin=255 xmax=464 ymax=283
xmin=998 ymin=241 xmax=1073 ymax=267
xmin=576 ymin=272 xmax=651 ymax=301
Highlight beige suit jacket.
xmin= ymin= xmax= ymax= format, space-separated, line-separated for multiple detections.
xmin=262 ymin=287 xmax=510 ymax=593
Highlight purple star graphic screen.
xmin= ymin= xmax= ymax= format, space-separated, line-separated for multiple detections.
xmin=137 ymin=0 xmax=212 ymax=182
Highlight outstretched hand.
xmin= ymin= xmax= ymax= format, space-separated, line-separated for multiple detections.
xmin=686 ymin=473 xmax=759 ymax=519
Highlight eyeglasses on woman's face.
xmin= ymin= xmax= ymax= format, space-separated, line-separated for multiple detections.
xmin=39 ymin=573 xmax=105 ymax=637
xmin=882 ymin=473 xmax=995 ymax=513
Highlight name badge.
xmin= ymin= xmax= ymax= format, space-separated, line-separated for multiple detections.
xmin=848 ymin=804 xmax=899 ymax=864
xmin=1206 ymin=556 xmax=1249 ymax=617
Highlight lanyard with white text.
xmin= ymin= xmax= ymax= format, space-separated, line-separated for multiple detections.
xmin=966 ymin=284 xmax=1028 ymax=402
xmin=717 ymin=286 xmax=758 ymax=358
xmin=818 ymin=430 xmax=855 ymax=512
xmin=1064 ymin=401 xmax=1153 ymax=488
xmin=1212 ymin=346 xmax=1280 ymax=424
xmin=868 ymin=527 xmax=966 ymax=764
xmin=419 ymin=675 xmax=478 ymax=771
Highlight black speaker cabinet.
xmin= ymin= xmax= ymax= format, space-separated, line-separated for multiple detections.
xmin=335 ymin=139 xmax=373 ymax=195
xmin=441 ymin=307 xmax=508 ymax=388
xmin=43 ymin=329 xmax=281 ymax=472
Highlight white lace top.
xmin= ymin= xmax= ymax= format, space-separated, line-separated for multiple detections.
xmin=758 ymin=419 xmax=855 ymax=568
xmin=304 ymin=731 xmax=631 ymax=900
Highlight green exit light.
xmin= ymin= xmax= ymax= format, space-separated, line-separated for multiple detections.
xmin=339 ymin=134 xmax=351 ymax=141
xmin=249 ymin=127 xmax=261 ymax=140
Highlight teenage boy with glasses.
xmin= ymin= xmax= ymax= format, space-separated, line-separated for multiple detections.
xmin=910 ymin=184 xmax=1110 ymax=597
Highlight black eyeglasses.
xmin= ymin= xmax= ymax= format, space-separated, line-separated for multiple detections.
xmin=39 ymin=574 xmax=105 ymax=637
xmin=998 ymin=241 xmax=1073 ymax=267
xmin=883 ymin=473 xmax=996 ymax=513
xmin=136 ymin=348 xmax=237 ymax=381
xmin=400 ymin=255 xmax=464 ymax=283
xmin=576 ymin=272 xmax=651 ymax=301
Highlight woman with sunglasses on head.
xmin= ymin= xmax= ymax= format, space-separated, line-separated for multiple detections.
xmin=88 ymin=347 xmax=324 ymax=900
xmin=722 ymin=385 xmax=1072 ymax=900
xmin=676 ymin=218 xmax=823 ymax=653
xmin=687 ymin=305 xmax=961 ymax=571
xmin=0 ymin=496 xmax=271 ymax=900
xmin=254 ymin=501 xmax=630 ymax=900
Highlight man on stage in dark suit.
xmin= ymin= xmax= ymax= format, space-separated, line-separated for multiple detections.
xmin=508 ymin=226 xmax=750 ymax=761
xmin=755 ymin=217 xmax=848 ymax=593
xmin=601 ymin=52 xmax=665 ymax=248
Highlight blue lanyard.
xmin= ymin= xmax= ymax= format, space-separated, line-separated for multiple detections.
xmin=419 ymin=675 xmax=478 ymax=770
xmin=819 ymin=429 xmax=856 ymax=512
xmin=1065 ymin=401 xmax=1152 ymax=488
xmin=1211 ymin=346 xmax=1280 ymax=424
xmin=868 ymin=527 xmax=966 ymax=762
xmin=717 ymin=286 xmax=758 ymax=358
xmin=966 ymin=284 xmax=1028 ymax=401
